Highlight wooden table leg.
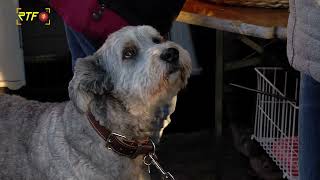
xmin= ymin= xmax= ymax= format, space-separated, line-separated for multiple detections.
xmin=215 ymin=30 xmax=224 ymax=180
xmin=0 ymin=88 xmax=6 ymax=95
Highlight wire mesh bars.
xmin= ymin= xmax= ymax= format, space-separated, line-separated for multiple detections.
xmin=252 ymin=67 xmax=300 ymax=180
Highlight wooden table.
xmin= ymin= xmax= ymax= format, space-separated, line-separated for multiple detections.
xmin=176 ymin=1 xmax=289 ymax=179
xmin=177 ymin=0 xmax=289 ymax=39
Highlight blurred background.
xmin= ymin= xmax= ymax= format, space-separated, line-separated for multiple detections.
xmin=0 ymin=1 xmax=295 ymax=179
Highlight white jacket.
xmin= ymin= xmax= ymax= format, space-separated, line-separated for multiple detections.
xmin=287 ymin=0 xmax=320 ymax=82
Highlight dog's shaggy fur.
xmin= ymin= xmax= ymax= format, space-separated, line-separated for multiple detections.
xmin=0 ymin=26 xmax=191 ymax=180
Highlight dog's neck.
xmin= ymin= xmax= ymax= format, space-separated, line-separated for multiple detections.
xmin=62 ymin=101 xmax=151 ymax=179
xmin=87 ymin=94 xmax=167 ymax=141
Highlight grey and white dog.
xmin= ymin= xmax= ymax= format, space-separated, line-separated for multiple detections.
xmin=0 ymin=26 xmax=192 ymax=180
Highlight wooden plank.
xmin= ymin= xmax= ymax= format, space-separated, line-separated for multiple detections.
xmin=180 ymin=0 xmax=289 ymax=27
xmin=177 ymin=0 xmax=289 ymax=39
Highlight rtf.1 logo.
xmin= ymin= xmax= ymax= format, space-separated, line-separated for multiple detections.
xmin=16 ymin=8 xmax=51 ymax=26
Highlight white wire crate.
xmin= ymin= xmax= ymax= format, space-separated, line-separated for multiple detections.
xmin=251 ymin=67 xmax=300 ymax=180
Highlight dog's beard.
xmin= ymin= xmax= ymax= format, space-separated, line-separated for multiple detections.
xmin=139 ymin=107 xmax=172 ymax=143
xmin=119 ymin=57 xmax=181 ymax=106
xmin=167 ymin=64 xmax=180 ymax=74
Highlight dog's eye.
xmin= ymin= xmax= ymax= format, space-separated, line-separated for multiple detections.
xmin=152 ymin=37 xmax=161 ymax=44
xmin=122 ymin=47 xmax=137 ymax=59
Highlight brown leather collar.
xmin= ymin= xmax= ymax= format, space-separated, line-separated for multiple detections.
xmin=86 ymin=111 xmax=154 ymax=158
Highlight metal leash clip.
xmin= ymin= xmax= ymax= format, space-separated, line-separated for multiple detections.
xmin=143 ymin=140 xmax=175 ymax=180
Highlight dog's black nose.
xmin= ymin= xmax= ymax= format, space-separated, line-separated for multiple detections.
xmin=160 ymin=48 xmax=179 ymax=63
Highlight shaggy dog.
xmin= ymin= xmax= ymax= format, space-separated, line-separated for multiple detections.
xmin=0 ymin=26 xmax=192 ymax=180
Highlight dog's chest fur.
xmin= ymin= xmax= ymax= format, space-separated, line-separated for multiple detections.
xmin=0 ymin=95 xmax=149 ymax=180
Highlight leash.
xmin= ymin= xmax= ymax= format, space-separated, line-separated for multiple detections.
xmin=86 ymin=110 xmax=175 ymax=180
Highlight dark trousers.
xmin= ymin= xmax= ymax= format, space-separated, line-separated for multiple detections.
xmin=64 ymin=24 xmax=97 ymax=69
xmin=299 ymin=74 xmax=320 ymax=180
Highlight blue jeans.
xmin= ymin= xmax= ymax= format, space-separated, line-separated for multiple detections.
xmin=299 ymin=74 xmax=320 ymax=180
xmin=64 ymin=25 xmax=97 ymax=69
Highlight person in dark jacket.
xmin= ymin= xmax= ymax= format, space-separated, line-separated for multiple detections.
xmin=287 ymin=0 xmax=320 ymax=179
xmin=48 ymin=0 xmax=185 ymax=66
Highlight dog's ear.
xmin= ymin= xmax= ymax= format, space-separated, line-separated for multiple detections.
xmin=68 ymin=55 xmax=113 ymax=112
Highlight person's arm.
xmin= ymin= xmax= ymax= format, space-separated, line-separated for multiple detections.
xmin=109 ymin=0 xmax=186 ymax=35
xmin=39 ymin=0 xmax=49 ymax=3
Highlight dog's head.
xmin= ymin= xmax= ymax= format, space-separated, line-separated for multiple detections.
xmin=69 ymin=26 xmax=191 ymax=138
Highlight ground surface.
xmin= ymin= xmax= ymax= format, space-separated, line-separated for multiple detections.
xmin=151 ymin=131 xmax=256 ymax=180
